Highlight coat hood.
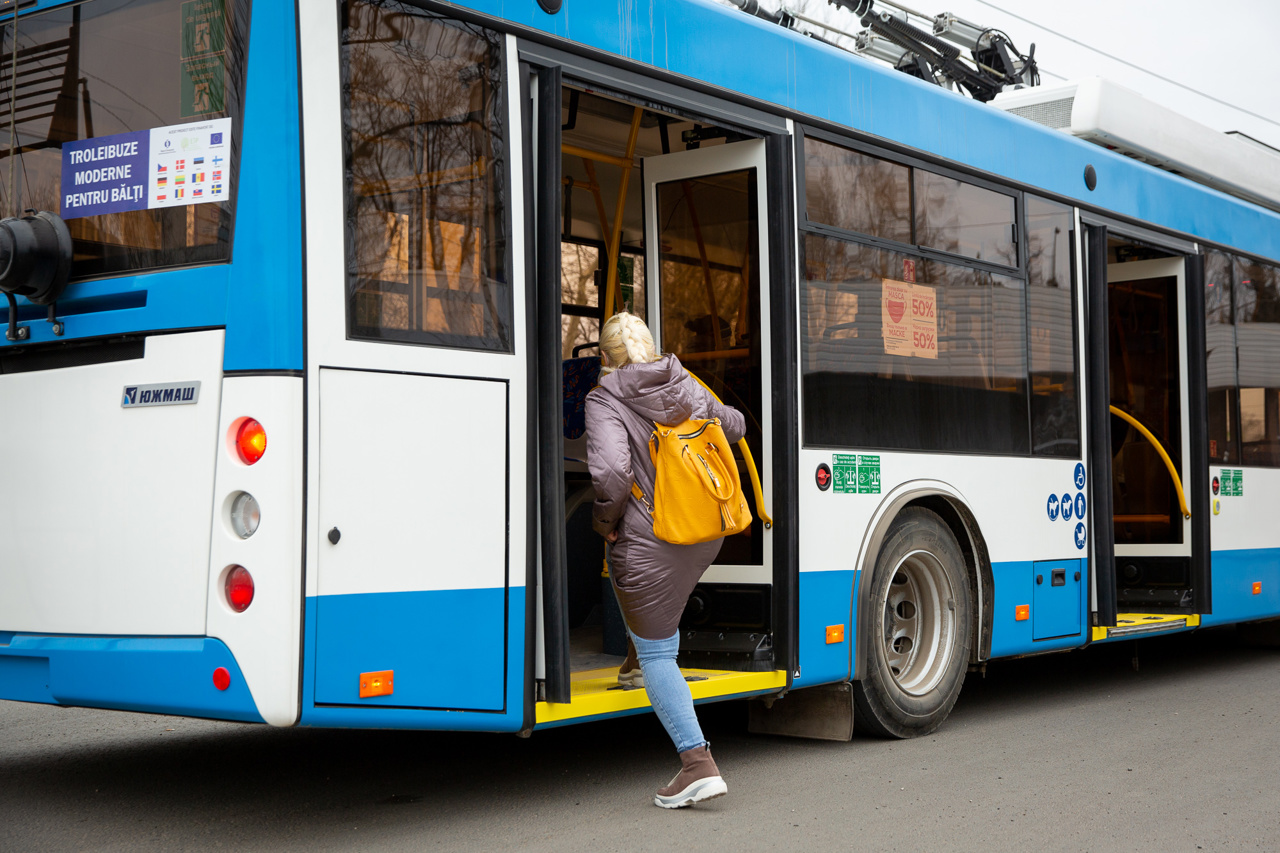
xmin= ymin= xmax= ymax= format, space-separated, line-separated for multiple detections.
xmin=598 ymin=354 xmax=695 ymax=425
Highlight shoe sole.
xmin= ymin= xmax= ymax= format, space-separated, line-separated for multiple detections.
xmin=618 ymin=671 xmax=644 ymax=689
xmin=653 ymin=776 xmax=727 ymax=809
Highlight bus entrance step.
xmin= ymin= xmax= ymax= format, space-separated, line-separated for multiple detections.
xmin=534 ymin=666 xmax=786 ymax=728
xmin=1091 ymin=613 xmax=1201 ymax=642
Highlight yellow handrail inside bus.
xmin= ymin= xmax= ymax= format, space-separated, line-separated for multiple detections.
xmin=1109 ymin=405 xmax=1191 ymax=520
xmin=685 ymin=368 xmax=773 ymax=529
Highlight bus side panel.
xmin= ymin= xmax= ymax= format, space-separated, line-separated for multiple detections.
xmin=0 ymin=636 xmax=263 ymax=723
xmin=298 ymin=588 xmax=526 ymax=731
xmin=792 ymin=570 xmax=856 ymax=688
xmin=1202 ymin=467 xmax=1280 ymax=626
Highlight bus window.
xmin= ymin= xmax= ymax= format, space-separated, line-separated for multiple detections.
xmin=1235 ymin=258 xmax=1280 ymax=467
xmin=914 ymin=169 xmax=1017 ymax=267
xmin=0 ymin=0 xmax=248 ymax=279
xmin=802 ymin=138 xmax=911 ymax=245
xmin=342 ymin=1 xmax=511 ymax=352
xmin=1204 ymin=250 xmax=1239 ymax=464
xmin=801 ymin=234 xmax=1028 ymax=454
xmin=1026 ymin=196 xmax=1079 ymax=458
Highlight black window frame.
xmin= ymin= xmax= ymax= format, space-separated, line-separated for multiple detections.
xmin=794 ymin=123 xmax=1082 ymax=459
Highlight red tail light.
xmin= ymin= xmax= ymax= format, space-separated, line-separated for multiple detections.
xmin=225 ymin=565 xmax=255 ymax=612
xmin=236 ymin=418 xmax=267 ymax=464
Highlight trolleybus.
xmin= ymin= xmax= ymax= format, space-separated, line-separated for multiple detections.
xmin=1 ymin=0 xmax=1278 ymax=739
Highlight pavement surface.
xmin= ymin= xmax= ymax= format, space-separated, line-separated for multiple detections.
xmin=2 ymin=626 xmax=1278 ymax=852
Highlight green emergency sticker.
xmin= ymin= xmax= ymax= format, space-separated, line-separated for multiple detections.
xmin=1225 ymin=468 xmax=1243 ymax=497
xmin=180 ymin=0 xmax=227 ymax=117
xmin=832 ymin=453 xmax=880 ymax=494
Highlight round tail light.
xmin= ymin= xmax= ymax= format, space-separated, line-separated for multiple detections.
xmin=225 ymin=565 xmax=255 ymax=612
xmin=236 ymin=418 xmax=267 ymax=464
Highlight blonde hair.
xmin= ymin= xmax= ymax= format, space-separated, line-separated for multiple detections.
xmin=598 ymin=312 xmax=657 ymax=375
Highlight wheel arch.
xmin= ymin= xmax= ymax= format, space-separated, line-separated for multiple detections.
xmin=850 ymin=481 xmax=994 ymax=682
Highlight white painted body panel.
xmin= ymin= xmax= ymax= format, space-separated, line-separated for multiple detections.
xmin=1210 ymin=467 xmax=1280 ymax=551
xmin=0 ymin=330 xmax=224 ymax=635
xmin=316 ymin=369 xmax=508 ymax=596
xmin=205 ymin=376 xmax=305 ymax=726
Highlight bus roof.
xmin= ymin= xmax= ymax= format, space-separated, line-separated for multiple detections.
xmin=466 ymin=0 xmax=1280 ymax=262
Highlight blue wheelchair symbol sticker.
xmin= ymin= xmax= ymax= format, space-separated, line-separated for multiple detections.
xmin=1074 ymin=463 xmax=1086 ymax=490
xmin=1074 ymin=522 xmax=1087 ymax=550
xmin=1061 ymin=493 xmax=1074 ymax=521
xmin=1047 ymin=494 xmax=1060 ymax=521
xmin=1075 ymin=492 xmax=1086 ymax=520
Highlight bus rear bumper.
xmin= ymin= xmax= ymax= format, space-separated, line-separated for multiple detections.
xmin=0 ymin=633 xmax=265 ymax=723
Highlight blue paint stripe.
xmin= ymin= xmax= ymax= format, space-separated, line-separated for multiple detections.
xmin=300 ymin=588 xmax=527 ymax=732
xmin=0 ymin=635 xmax=264 ymax=723
xmin=793 ymin=569 xmax=855 ymax=688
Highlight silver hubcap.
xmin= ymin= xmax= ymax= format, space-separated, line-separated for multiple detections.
xmin=879 ymin=549 xmax=956 ymax=696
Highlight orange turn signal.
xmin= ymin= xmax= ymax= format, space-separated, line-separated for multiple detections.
xmin=825 ymin=624 xmax=845 ymax=644
xmin=1015 ymin=604 xmax=1030 ymax=621
xmin=1253 ymin=582 xmax=1262 ymax=595
xmin=360 ymin=670 xmax=394 ymax=698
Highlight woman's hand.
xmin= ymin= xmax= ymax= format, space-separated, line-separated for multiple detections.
xmin=606 ymin=530 xmax=619 ymax=543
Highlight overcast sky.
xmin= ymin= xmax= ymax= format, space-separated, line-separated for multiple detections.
xmin=722 ymin=0 xmax=1280 ymax=150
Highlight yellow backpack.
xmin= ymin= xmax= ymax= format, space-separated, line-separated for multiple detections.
xmin=631 ymin=416 xmax=752 ymax=545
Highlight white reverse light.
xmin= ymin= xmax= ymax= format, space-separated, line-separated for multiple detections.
xmin=229 ymin=491 xmax=261 ymax=539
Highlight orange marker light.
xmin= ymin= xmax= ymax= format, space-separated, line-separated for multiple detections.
xmin=1253 ymin=582 xmax=1262 ymax=595
xmin=360 ymin=670 xmax=395 ymax=698
xmin=1015 ymin=604 xmax=1030 ymax=621
xmin=825 ymin=624 xmax=845 ymax=644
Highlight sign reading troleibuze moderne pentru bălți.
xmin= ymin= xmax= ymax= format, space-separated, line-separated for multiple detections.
xmin=60 ymin=117 xmax=232 ymax=220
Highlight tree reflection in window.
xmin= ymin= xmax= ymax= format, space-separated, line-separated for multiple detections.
xmin=342 ymin=0 xmax=510 ymax=351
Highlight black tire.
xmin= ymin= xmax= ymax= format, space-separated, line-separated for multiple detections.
xmin=853 ymin=507 xmax=973 ymax=738
xmin=1237 ymin=618 xmax=1280 ymax=648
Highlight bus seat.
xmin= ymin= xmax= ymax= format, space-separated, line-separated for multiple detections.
xmin=563 ymin=355 xmax=601 ymax=441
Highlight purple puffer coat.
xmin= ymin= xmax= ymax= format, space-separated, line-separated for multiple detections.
xmin=585 ymin=354 xmax=746 ymax=640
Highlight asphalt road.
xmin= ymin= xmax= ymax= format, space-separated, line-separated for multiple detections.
xmin=2 ymin=627 xmax=1278 ymax=852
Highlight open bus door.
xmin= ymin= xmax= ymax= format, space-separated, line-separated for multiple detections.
xmin=526 ymin=58 xmax=796 ymax=722
xmin=1084 ymin=224 xmax=1211 ymax=637
xmin=641 ymin=140 xmax=778 ymax=668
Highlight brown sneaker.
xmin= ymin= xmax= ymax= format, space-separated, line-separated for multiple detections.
xmin=653 ymin=745 xmax=727 ymax=808
xmin=618 ymin=637 xmax=643 ymax=688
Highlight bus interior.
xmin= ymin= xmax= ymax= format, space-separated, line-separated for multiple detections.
xmin=548 ymin=85 xmax=777 ymax=706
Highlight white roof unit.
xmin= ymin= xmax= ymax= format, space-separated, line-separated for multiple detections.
xmin=993 ymin=77 xmax=1280 ymax=214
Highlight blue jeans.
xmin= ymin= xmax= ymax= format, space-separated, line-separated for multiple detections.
xmin=629 ymin=628 xmax=706 ymax=754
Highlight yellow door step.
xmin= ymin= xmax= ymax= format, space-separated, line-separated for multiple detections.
xmin=535 ymin=666 xmax=786 ymax=726
xmin=1092 ymin=613 xmax=1201 ymax=642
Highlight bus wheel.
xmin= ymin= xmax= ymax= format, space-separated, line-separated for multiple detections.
xmin=853 ymin=506 xmax=972 ymax=738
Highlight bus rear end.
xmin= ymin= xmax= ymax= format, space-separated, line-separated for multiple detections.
xmin=0 ymin=0 xmax=303 ymax=726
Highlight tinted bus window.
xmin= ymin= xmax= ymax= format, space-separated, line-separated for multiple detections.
xmin=1204 ymin=250 xmax=1239 ymax=464
xmin=1026 ymin=196 xmax=1079 ymax=457
xmin=342 ymin=1 xmax=511 ymax=352
xmin=0 ymin=0 xmax=248 ymax=279
xmin=1235 ymin=258 xmax=1280 ymax=467
xmin=914 ymin=169 xmax=1017 ymax=266
xmin=801 ymin=234 xmax=1028 ymax=453
xmin=803 ymin=138 xmax=911 ymax=244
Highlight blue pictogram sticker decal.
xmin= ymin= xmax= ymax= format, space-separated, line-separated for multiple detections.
xmin=1074 ymin=522 xmax=1087 ymax=550
xmin=1075 ymin=492 xmax=1086 ymax=520
xmin=1061 ymin=493 xmax=1074 ymax=521
xmin=1046 ymin=494 xmax=1060 ymax=521
xmin=121 ymin=381 xmax=201 ymax=408
xmin=1074 ymin=462 xmax=1086 ymax=490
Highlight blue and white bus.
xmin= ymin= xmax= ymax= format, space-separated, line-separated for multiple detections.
xmin=2 ymin=0 xmax=1278 ymax=740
